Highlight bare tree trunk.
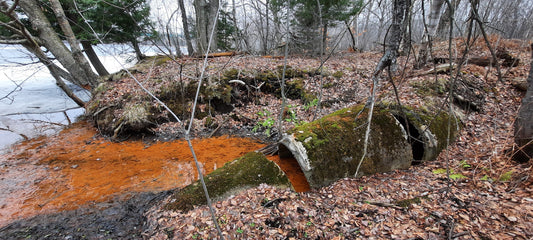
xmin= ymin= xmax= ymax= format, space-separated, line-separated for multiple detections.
xmin=131 ymin=38 xmax=145 ymax=60
xmin=249 ymin=0 xmax=268 ymax=54
xmin=53 ymin=72 xmax=86 ymax=107
xmin=375 ymin=0 xmax=408 ymax=74
xmin=345 ymin=19 xmax=357 ymax=51
xmin=48 ymin=0 xmax=97 ymax=79
xmin=513 ymin=43 xmax=533 ymax=162
xmin=356 ymin=0 xmax=410 ymax=178
xmin=18 ymin=0 xmax=98 ymax=89
xmin=321 ymin=23 xmax=328 ymax=55
xmin=0 ymin=1 xmax=87 ymax=106
xmin=400 ymin=0 xmax=413 ymax=55
xmin=22 ymin=41 xmax=86 ymax=107
xmin=178 ymin=0 xmax=195 ymax=55
xmin=265 ymin=0 xmax=270 ymax=54
xmin=416 ymin=0 xmax=445 ymax=68
xmin=193 ymin=0 xmax=219 ymax=54
xmin=81 ymin=41 xmax=109 ymax=76
xmin=231 ymin=0 xmax=241 ymax=50
xmin=360 ymin=0 xmax=374 ymax=51
xmin=54 ymin=0 xmax=108 ymax=77
xmin=259 ymin=5 xmax=267 ymax=54
xmin=437 ymin=0 xmax=461 ymax=38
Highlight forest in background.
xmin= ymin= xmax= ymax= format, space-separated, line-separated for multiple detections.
xmin=0 ymin=0 xmax=532 ymax=239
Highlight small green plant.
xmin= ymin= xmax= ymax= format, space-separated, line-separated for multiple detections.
xmin=499 ymin=171 xmax=513 ymax=182
xmin=323 ymin=82 xmax=335 ymax=88
xmin=304 ymin=98 xmax=319 ymax=111
xmin=306 ymin=221 xmax=313 ymax=226
xmin=257 ymin=109 xmax=270 ymax=118
xmin=253 ymin=105 xmax=308 ymax=136
xmin=284 ymin=104 xmax=304 ymax=126
xmin=252 ymin=109 xmax=275 ymax=136
xmin=358 ymin=186 xmax=364 ymax=191
xmin=480 ymin=175 xmax=492 ymax=181
xmin=449 ymin=173 xmax=467 ymax=180
xmin=236 ymin=228 xmax=243 ymax=234
xmin=218 ymin=214 xmax=228 ymax=225
xmin=459 ymin=160 xmax=471 ymax=168
xmin=433 ymin=168 xmax=467 ymax=180
xmin=284 ymin=105 xmax=298 ymax=122
xmin=249 ymin=222 xmax=255 ymax=227
xmin=432 ymin=168 xmax=449 ymax=174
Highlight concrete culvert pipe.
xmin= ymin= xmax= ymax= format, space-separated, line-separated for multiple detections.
xmin=278 ymin=104 xmax=459 ymax=189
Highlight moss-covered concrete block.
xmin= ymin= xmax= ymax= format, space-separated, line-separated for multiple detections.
xmin=279 ymin=104 xmax=459 ymax=189
xmin=164 ymin=152 xmax=290 ymax=212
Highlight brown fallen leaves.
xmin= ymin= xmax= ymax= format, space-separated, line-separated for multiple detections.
xmin=144 ymin=167 xmax=531 ymax=239
xmin=141 ymin=37 xmax=532 ymax=239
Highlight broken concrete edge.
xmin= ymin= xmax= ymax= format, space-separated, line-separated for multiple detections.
xmin=393 ymin=106 xmax=461 ymax=161
xmin=163 ymin=151 xmax=291 ymax=212
xmin=279 ymin=134 xmax=311 ymax=172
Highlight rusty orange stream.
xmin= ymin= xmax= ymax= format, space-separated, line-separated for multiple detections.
xmin=0 ymin=122 xmax=309 ymax=227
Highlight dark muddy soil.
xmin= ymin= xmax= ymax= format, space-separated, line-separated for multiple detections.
xmin=0 ymin=191 xmax=171 ymax=239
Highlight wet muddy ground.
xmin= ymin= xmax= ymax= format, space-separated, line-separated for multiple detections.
xmin=1 ymin=191 xmax=170 ymax=239
xmin=0 ymin=122 xmax=308 ymax=239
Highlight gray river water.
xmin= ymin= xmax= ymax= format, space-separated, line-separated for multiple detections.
xmin=0 ymin=44 xmax=143 ymax=153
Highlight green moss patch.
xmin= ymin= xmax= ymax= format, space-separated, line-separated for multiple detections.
xmin=284 ymin=104 xmax=412 ymax=188
xmin=164 ymin=152 xmax=290 ymax=212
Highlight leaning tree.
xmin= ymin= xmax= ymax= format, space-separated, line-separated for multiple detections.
xmin=0 ymin=0 xmax=99 ymax=106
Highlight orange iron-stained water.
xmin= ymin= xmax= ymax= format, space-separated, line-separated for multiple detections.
xmin=0 ymin=122 xmax=309 ymax=227
xmin=269 ymin=156 xmax=311 ymax=193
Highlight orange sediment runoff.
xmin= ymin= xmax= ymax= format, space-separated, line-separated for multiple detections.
xmin=0 ymin=122 xmax=309 ymax=226
xmin=269 ymin=156 xmax=311 ymax=193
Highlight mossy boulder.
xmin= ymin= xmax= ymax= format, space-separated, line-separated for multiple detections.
xmin=279 ymin=104 xmax=459 ymax=188
xmin=164 ymin=152 xmax=291 ymax=212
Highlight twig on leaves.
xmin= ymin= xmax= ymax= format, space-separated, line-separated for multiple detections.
xmin=208 ymin=116 xmax=228 ymax=138
xmin=364 ymin=200 xmax=404 ymax=210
